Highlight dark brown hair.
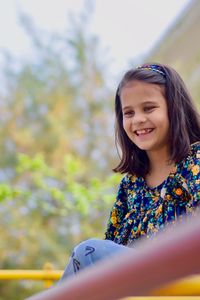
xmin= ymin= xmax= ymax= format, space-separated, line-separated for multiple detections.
xmin=113 ymin=62 xmax=200 ymax=177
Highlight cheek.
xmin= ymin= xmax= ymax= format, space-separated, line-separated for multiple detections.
xmin=158 ymin=114 xmax=170 ymax=134
xmin=122 ymin=118 xmax=129 ymax=132
xmin=155 ymin=110 xmax=169 ymax=125
xmin=162 ymin=113 xmax=170 ymax=129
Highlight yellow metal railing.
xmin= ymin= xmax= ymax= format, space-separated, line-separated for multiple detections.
xmin=0 ymin=263 xmax=63 ymax=288
xmin=0 ymin=269 xmax=62 ymax=288
xmin=0 ymin=268 xmax=200 ymax=296
xmin=152 ymin=275 xmax=200 ymax=296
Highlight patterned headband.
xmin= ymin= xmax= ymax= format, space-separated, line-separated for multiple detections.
xmin=137 ymin=64 xmax=166 ymax=77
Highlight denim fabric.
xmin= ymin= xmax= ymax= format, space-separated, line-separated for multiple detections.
xmin=59 ymin=238 xmax=129 ymax=282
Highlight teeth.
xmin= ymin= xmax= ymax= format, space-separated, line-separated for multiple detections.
xmin=136 ymin=129 xmax=153 ymax=135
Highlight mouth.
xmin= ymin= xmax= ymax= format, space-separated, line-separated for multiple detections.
xmin=134 ymin=128 xmax=154 ymax=136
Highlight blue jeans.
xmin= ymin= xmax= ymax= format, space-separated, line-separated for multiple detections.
xmin=59 ymin=238 xmax=129 ymax=282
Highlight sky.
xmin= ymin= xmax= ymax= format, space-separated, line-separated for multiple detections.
xmin=0 ymin=0 xmax=191 ymax=75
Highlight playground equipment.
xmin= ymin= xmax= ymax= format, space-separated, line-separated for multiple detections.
xmin=25 ymin=211 xmax=200 ymax=300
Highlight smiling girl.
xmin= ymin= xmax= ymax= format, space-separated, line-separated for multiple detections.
xmin=60 ymin=63 xmax=200 ymax=280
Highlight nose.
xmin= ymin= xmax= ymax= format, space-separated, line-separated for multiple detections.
xmin=131 ymin=112 xmax=147 ymax=125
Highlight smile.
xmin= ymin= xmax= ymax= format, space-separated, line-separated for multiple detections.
xmin=134 ymin=128 xmax=154 ymax=136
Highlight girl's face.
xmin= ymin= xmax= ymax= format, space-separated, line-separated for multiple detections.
xmin=120 ymin=80 xmax=170 ymax=156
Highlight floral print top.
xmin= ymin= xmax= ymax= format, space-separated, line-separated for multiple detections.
xmin=105 ymin=142 xmax=200 ymax=246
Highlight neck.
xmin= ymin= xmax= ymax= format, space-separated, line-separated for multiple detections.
xmin=145 ymin=146 xmax=175 ymax=188
xmin=147 ymin=146 xmax=173 ymax=172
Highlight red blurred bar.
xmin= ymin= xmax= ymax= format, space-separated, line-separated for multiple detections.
xmin=27 ymin=211 xmax=200 ymax=300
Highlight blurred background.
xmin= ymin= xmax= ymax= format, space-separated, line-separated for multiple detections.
xmin=0 ymin=0 xmax=199 ymax=298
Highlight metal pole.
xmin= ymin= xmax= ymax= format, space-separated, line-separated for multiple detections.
xmin=27 ymin=211 xmax=200 ymax=300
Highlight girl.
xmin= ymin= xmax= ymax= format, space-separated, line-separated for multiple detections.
xmin=60 ymin=63 xmax=200 ymax=281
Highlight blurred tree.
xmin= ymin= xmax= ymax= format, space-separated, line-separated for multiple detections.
xmin=0 ymin=4 xmax=116 ymax=179
xmin=0 ymin=3 xmax=121 ymax=299
xmin=0 ymin=154 xmax=121 ymax=299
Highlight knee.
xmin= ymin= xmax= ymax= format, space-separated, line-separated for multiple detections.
xmin=73 ymin=238 xmax=100 ymax=255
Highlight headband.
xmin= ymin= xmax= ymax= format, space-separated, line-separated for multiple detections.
xmin=137 ymin=64 xmax=166 ymax=77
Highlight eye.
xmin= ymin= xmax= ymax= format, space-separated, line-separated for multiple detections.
xmin=123 ymin=110 xmax=134 ymax=117
xmin=144 ymin=106 xmax=156 ymax=112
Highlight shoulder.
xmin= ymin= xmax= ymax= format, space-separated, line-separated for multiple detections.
xmin=190 ymin=141 xmax=200 ymax=159
xmin=187 ymin=142 xmax=200 ymax=170
xmin=120 ymin=173 xmax=140 ymax=185
xmin=118 ymin=173 xmax=143 ymax=194
xmin=181 ymin=142 xmax=200 ymax=179
xmin=181 ymin=142 xmax=200 ymax=167
xmin=189 ymin=142 xmax=200 ymax=177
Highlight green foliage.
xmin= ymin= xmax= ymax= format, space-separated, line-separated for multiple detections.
xmin=17 ymin=153 xmax=49 ymax=173
xmin=0 ymin=3 xmax=115 ymax=177
xmin=14 ymin=153 xmax=121 ymax=215
xmin=0 ymin=3 xmax=119 ymax=299
xmin=0 ymin=153 xmax=121 ymax=299
xmin=0 ymin=184 xmax=17 ymax=202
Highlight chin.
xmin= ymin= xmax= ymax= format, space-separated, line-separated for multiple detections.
xmin=134 ymin=143 xmax=154 ymax=151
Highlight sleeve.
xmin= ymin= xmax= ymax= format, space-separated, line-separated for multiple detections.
xmin=104 ymin=176 xmax=129 ymax=241
xmin=186 ymin=145 xmax=200 ymax=211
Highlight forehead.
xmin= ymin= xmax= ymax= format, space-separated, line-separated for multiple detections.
xmin=120 ymin=80 xmax=165 ymax=106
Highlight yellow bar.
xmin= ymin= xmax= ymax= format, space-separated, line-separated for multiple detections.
xmin=0 ymin=270 xmax=200 ymax=297
xmin=152 ymin=275 xmax=200 ymax=296
xmin=124 ymin=296 xmax=200 ymax=300
xmin=0 ymin=270 xmax=63 ymax=280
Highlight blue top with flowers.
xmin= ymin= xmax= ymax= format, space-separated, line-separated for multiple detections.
xmin=105 ymin=142 xmax=200 ymax=246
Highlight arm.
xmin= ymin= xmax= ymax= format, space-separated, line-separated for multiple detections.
xmin=186 ymin=145 xmax=200 ymax=211
xmin=104 ymin=176 xmax=129 ymax=241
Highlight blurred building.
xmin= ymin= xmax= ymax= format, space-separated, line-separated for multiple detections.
xmin=148 ymin=0 xmax=200 ymax=106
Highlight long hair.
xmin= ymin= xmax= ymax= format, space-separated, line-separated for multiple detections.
xmin=113 ymin=63 xmax=200 ymax=177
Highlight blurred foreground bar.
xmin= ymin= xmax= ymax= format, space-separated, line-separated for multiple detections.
xmin=27 ymin=211 xmax=200 ymax=300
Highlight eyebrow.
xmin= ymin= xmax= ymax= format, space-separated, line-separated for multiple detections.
xmin=122 ymin=101 xmax=158 ymax=111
